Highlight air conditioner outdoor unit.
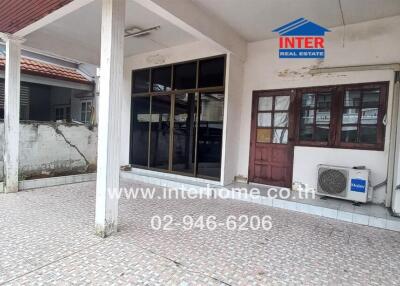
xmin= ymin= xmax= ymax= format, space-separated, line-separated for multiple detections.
xmin=317 ymin=164 xmax=370 ymax=203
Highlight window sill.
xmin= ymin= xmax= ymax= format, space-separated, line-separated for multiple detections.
xmin=295 ymin=142 xmax=384 ymax=151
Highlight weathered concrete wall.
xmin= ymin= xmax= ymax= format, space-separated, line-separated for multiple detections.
xmin=0 ymin=122 xmax=97 ymax=180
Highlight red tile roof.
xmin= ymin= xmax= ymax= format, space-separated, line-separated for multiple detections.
xmin=0 ymin=0 xmax=73 ymax=34
xmin=0 ymin=56 xmax=92 ymax=84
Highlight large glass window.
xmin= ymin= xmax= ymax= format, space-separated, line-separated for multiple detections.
xmin=130 ymin=56 xmax=226 ymax=180
xmin=130 ymin=96 xmax=150 ymax=167
xmin=149 ymin=95 xmax=171 ymax=170
xmin=132 ymin=69 xmax=150 ymax=93
xmin=197 ymin=93 xmax=224 ymax=178
xmin=173 ymin=63 xmax=197 ymax=90
xmin=152 ymin=66 xmax=171 ymax=92
xmin=198 ymin=57 xmax=225 ymax=88
xmin=173 ymin=93 xmax=197 ymax=174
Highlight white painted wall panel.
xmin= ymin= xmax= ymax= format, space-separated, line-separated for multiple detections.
xmin=293 ymin=147 xmax=388 ymax=203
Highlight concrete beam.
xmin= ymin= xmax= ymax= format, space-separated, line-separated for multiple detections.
xmin=95 ymin=0 xmax=126 ymax=237
xmin=133 ymin=0 xmax=247 ymax=61
xmin=0 ymin=34 xmax=24 ymax=193
xmin=13 ymin=0 xmax=96 ymax=37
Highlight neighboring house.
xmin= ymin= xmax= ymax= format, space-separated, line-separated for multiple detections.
xmin=0 ymin=53 xmax=98 ymax=181
xmin=0 ymin=55 xmax=95 ymax=124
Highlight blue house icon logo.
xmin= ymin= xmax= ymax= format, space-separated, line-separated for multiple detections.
xmin=272 ymin=18 xmax=331 ymax=58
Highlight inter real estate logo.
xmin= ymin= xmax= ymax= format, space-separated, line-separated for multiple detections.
xmin=272 ymin=18 xmax=330 ymax=59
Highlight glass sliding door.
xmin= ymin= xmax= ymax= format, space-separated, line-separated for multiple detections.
xmin=149 ymin=95 xmax=171 ymax=170
xmin=130 ymin=55 xmax=226 ymax=180
xmin=130 ymin=96 xmax=150 ymax=167
xmin=172 ymin=93 xmax=197 ymax=175
xmin=196 ymin=92 xmax=224 ymax=179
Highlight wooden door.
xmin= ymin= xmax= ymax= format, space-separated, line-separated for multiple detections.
xmin=248 ymin=90 xmax=295 ymax=187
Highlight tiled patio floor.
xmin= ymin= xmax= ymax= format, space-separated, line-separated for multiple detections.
xmin=1 ymin=180 xmax=400 ymax=285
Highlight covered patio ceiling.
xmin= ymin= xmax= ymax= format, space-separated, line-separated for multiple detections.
xmin=1 ymin=0 xmax=400 ymax=65
xmin=22 ymin=0 xmax=197 ymax=65
xmin=192 ymin=0 xmax=400 ymax=41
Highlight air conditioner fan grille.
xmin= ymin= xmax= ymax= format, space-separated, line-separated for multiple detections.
xmin=318 ymin=169 xmax=347 ymax=195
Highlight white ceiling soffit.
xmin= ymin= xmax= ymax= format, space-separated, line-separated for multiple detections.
xmin=24 ymin=0 xmax=196 ymax=65
xmin=191 ymin=0 xmax=400 ymax=42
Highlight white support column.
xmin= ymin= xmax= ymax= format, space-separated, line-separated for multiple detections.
xmin=0 ymin=34 xmax=24 ymax=193
xmin=95 ymin=0 xmax=126 ymax=237
xmin=391 ymin=72 xmax=400 ymax=214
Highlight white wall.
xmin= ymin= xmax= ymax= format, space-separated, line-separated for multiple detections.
xmin=121 ymin=41 xmax=224 ymax=164
xmin=222 ymin=53 xmax=244 ymax=184
xmin=391 ymin=78 xmax=400 ymax=213
xmin=237 ymin=16 xmax=400 ymax=204
xmin=293 ymin=147 xmax=388 ymax=203
xmin=0 ymin=122 xmax=97 ymax=180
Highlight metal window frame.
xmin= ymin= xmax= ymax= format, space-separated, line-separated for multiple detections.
xmin=130 ymin=55 xmax=226 ymax=181
xmin=80 ymin=99 xmax=92 ymax=124
xmin=293 ymin=82 xmax=389 ymax=150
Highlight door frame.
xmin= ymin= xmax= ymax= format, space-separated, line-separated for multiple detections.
xmin=248 ymin=89 xmax=296 ymax=188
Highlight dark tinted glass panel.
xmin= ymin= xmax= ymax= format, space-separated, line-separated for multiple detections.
xmin=360 ymin=126 xmax=377 ymax=144
xmin=299 ymin=125 xmax=313 ymax=140
xmin=302 ymin=93 xmax=315 ymax=107
xmin=66 ymin=107 xmax=71 ymax=122
xmin=173 ymin=93 xmax=197 ymax=174
xmin=174 ymin=62 xmax=197 ymax=90
xmin=197 ymin=92 xmax=224 ymax=179
xmin=344 ymin=90 xmax=361 ymax=107
xmin=152 ymin=66 xmax=172 ymax=92
xmin=198 ymin=57 xmax=225 ymax=88
xmin=150 ymin=95 xmax=171 ymax=169
xmin=132 ymin=69 xmax=150 ymax=93
xmin=315 ymin=125 xmax=329 ymax=141
xmin=362 ymin=90 xmax=380 ymax=108
xmin=317 ymin=93 xmax=331 ymax=109
xmin=130 ymin=96 xmax=150 ymax=166
xmin=341 ymin=126 xmax=358 ymax=143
